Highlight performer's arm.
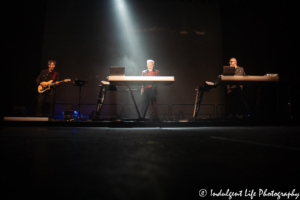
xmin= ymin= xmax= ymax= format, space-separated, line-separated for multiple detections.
xmin=141 ymin=71 xmax=145 ymax=95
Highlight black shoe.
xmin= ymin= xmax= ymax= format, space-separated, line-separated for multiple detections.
xmin=48 ymin=118 xmax=54 ymax=121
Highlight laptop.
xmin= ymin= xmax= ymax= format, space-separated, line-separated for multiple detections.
xmin=110 ymin=66 xmax=125 ymax=76
xmin=223 ymin=66 xmax=235 ymax=75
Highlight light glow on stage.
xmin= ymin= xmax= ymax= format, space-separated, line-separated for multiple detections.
xmin=116 ymin=0 xmax=125 ymax=10
xmin=113 ymin=0 xmax=145 ymax=70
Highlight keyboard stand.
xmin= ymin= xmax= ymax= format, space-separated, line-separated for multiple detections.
xmin=193 ymin=83 xmax=218 ymax=121
xmin=96 ymin=83 xmax=144 ymax=120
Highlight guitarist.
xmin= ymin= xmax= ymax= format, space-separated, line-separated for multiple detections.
xmin=36 ymin=60 xmax=60 ymax=121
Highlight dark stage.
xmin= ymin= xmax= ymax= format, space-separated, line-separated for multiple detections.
xmin=1 ymin=125 xmax=300 ymax=199
xmin=3 ymin=0 xmax=299 ymax=199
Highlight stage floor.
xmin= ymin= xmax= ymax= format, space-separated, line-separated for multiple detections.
xmin=1 ymin=125 xmax=300 ymax=199
xmin=1 ymin=118 xmax=299 ymax=127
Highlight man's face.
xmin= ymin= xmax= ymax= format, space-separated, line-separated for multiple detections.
xmin=147 ymin=61 xmax=154 ymax=71
xmin=229 ymin=59 xmax=237 ymax=68
xmin=48 ymin=62 xmax=55 ymax=71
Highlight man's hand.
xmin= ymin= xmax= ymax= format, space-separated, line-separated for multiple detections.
xmin=141 ymin=88 xmax=144 ymax=95
xmin=40 ymin=83 xmax=47 ymax=87
xmin=55 ymin=81 xmax=60 ymax=85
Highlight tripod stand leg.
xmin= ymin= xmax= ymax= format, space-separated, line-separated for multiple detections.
xmin=127 ymin=85 xmax=141 ymax=119
xmin=96 ymin=85 xmax=106 ymax=118
xmin=78 ymin=86 xmax=81 ymax=117
xmin=238 ymin=87 xmax=250 ymax=114
xmin=193 ymin=86 xmax=205 ymax=121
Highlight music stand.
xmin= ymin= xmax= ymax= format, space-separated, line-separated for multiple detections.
xmin=73 ymin=78 xmax=87 ymax=118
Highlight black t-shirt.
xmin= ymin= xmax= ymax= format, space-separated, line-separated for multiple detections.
xmin=36 ymin=69 xmax=60 ymax=88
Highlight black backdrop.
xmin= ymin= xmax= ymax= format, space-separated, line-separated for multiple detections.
xmin=3 ymin=0 xmax=298 ymax=120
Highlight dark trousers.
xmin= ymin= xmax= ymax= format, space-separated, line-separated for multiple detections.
xmin=226 ymin=88 xmax=243 ymax=116
xmin=37 ymin=88 xmax=56 ymax=119
xmin=141 ymin=88 xmax=158 ymax=117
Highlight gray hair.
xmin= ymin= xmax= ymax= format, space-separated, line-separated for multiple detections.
xmin=147 ymin=59 xmax=155 ymax=65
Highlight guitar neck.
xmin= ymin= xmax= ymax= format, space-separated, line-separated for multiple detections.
xmin=49 ymin=80 xmax=64 ymax=86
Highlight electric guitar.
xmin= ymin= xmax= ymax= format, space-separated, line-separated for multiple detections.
xmin=38 ymin=79 xmax=71 ymax=93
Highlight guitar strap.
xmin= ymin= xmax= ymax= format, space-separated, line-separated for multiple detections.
xmin=53 ymin=72 xmax=56 ymax=81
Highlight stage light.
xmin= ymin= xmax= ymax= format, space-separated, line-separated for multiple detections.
xmin=113 ymin=0 xmax=145 ymax=67
xmin=116 ymin=0 xmax=125 ymax=10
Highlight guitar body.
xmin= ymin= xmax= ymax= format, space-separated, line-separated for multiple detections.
xmin=38 ymin=79 xmax=71 ymax=93
xmin=38 ymin=80 xmax=53 ymax=93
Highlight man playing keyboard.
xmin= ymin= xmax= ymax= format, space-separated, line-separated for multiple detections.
xmin=226 ymin=57 xmax=246 ymax=118
xmin=140 ymin=59 xmax=160 ymax=119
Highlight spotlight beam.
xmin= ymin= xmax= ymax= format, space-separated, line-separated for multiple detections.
xmin=114 ymin=0 xmax=144 ymax=61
